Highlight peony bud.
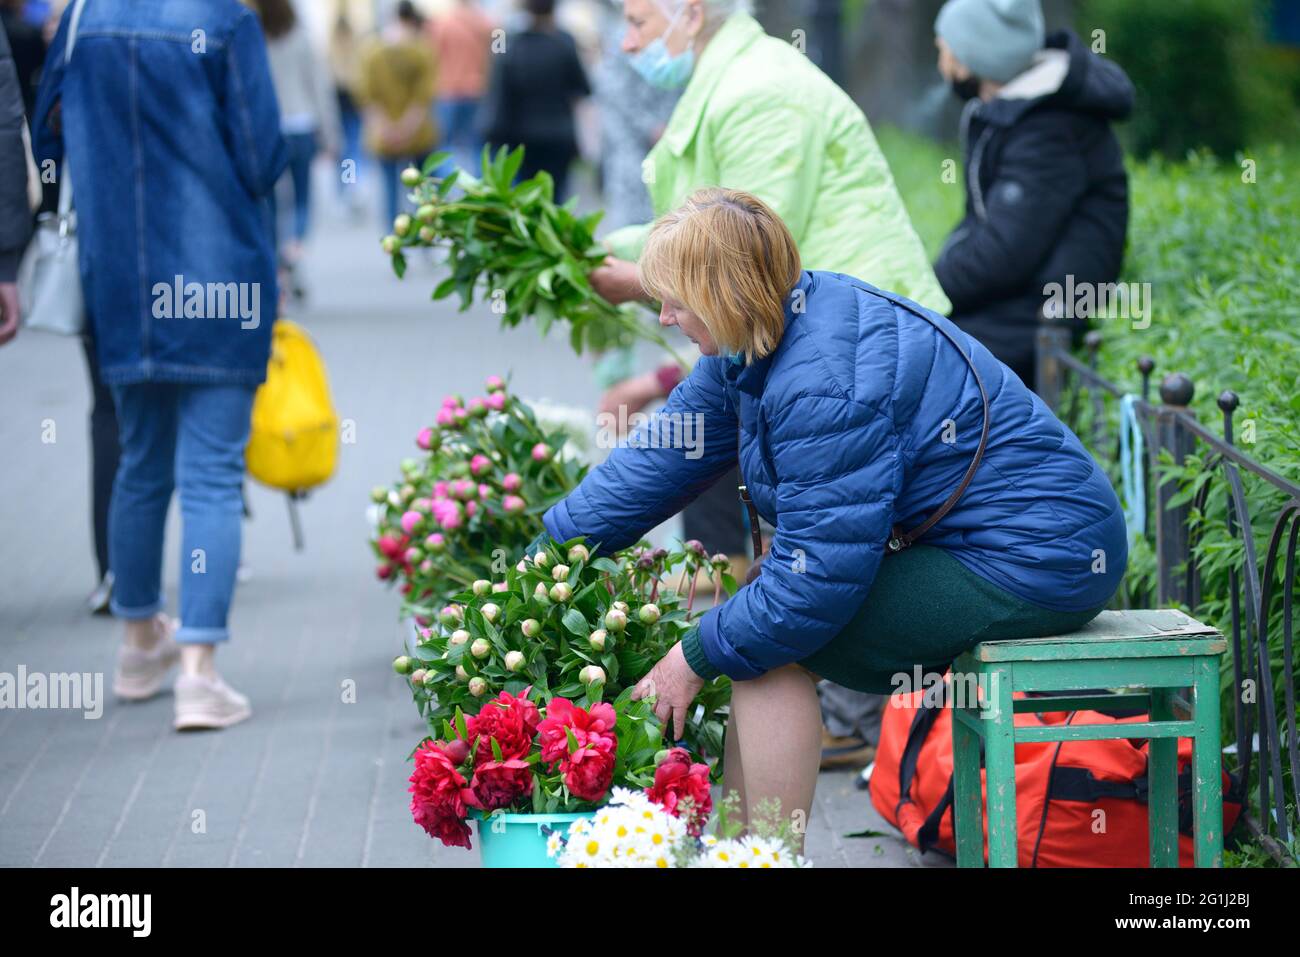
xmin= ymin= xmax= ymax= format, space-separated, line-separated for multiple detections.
xmin=400 ymin=166 xmax=423 ymax=187
xmin=638 ymin=603 xmax=661 ymax=625
xmin=531 ymin=442 xmax=553 ymax=463
xmin=480 ymin=602 xmax=500 ymax=623
xmin=424 ymin=533 xmax=446 ymax=553
xmin=467 ymin=397 xmax=488 ymax=418
xmin=468 ymin=677 xmax=488 ymax=697
xmin=532 ymin=550 xmax=551 ymax=568
xmin=444 ymin=738 xmax=470 ymax=764
xmin=588 ymin=629 xmax=607 ymax=651
xmin=551 ymin=564 xmax=570 ymax=581
xmin=380 ymin=234 xmax=400 ymax=254
xmin=416 ymin=203 xmax=437 ymax=223
xmin=502 ymin=494 xmax=526 ymax=514
xmin=492 ymin=582 xmax=509 ymax=593
xmin=439 ymin=605 xmax=463 ymax=627
xmin=521 ymin=618 xmax=541 ymax=639
xmin=504 ymin=650 xmax=525 ymax=672
xmin=392 ymin=655 xmax=413 ymax=675
xmin=416 ymin=427 xmax=435 ymax=450
xmin=502 ymin=472 xmax=523 ymax=493
xmin=485 ymin=375 xmax=506 ymax=393
xmin=410 ymin=668 xmax=428 ymax=687
xmin=516 ymin=559 xmax=529 ymax=573
xmin=370 ymin=486 xmax=389 ymax=504
xmin=456 ymin=665 xmax=469 ymax=681
xmin=534 ymin=582 xmax=551 ymax=603
xmin=604 ymin=608 xmax=627 ymax=633
xmin=418 ymin=225 xmax=436 ymax=244
xmin=567 ymin=543 xmax=590 ymax=563
xmin=472 ymin=579 xmax=491 ymax=596
xmin=450 ymin=631 xmax=470 ymax=648
xmin=613 ymin=600 xmax=630 ymax=613
xmin=579 ymin=665 xmax=606 ymax=686
xmin=393 ymin=213 xmax=413 ymax=237
xmin=549 ymin=582 xmax=572 ymax=603
xmin=470 ymin=638 xmax=491 ymax=659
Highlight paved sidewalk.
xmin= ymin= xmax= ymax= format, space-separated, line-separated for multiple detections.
xmin=0 ymin=202 xmax=946 ymax=869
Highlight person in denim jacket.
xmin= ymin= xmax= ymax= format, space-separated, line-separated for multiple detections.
xmin=33 ymin=0 xmax=287 ymax=730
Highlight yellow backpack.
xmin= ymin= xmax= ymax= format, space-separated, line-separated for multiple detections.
xmin=246 ymin=319 xmax=339 ymax=493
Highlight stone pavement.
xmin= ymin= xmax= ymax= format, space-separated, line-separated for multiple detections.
xmin=0 ymin=193 xmax=948 ymax=869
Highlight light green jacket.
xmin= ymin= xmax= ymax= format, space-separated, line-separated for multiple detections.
xmin=605 ymin=13 xmax=950 ymax=315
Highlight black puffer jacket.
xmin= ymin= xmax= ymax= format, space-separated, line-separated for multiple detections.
xmin=934 ymin=29 xmax=1133 ymax=386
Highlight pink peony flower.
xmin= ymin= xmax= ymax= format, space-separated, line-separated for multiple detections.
xmin=434 ymin=480 xmax=450 ymax=498
xmin=478 ymin=483 xmax=491 ymax=499
xmin=471 ymin=759 xmax=533 ymax=811
xmin=408 ymin=741 xmax=482 ymax=847
xmin=537 ymin=698 xmax=617 ymax=766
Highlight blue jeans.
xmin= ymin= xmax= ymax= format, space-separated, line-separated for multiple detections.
xmin=108 ymin=383 xmax=256 ymax=644
xmin=436 ymin=97 xmax=482 ymax=174
xmin=279 ymin=130 xmax=318 ymax=244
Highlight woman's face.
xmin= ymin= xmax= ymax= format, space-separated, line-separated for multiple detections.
xmin=658 ymin=296 xmax=718 ymax=355
xmin=622 ymin=0 xmax=700 ymax=56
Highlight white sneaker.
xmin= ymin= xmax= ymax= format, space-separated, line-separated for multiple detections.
xmin=113 ymin=618 xmax=181 ymax=700
xmin=173 ymin=673 xmax=252 ymax=731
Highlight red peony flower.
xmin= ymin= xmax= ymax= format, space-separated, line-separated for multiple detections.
xmin=646 ymin=748 xmax=713 ymax=836
xmin=562 ymin=738 xmax=617 ymax=803
xmin=471 ymin=757 xmax=534 ymax=811
xmin=408 ymin=741 xmax=481 ymax=847
xmin=536 ymin=698 xmax=617 ymax=766
xmin=465 ymin=690 xmax=540 ymax=763
xmin=412 ymin=806 xmax=474 ymax=849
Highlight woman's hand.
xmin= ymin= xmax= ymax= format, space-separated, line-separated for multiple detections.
xmin=598 ymin=370 xmax=664 ymax=426
xmin=590 ymin=256 xmax=646 ymax=305
xmin=631 ymin=641 xmax=705 ymax=740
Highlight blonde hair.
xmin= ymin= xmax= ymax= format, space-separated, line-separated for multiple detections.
xmin=639 ymin=188 xmax=802 ymax=363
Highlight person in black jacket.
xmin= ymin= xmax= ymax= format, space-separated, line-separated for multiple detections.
xmin=479 ymin=0 xmax=590 ymax=202
xmin=932 ymin=0 xmax=1133 ymax=390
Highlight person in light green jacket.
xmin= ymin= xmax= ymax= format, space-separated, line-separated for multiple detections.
xmin=590 ymin=0 xmax=949 ymax=316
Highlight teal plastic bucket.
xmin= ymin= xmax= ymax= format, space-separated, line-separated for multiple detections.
xmin=477 ymin=811 xmax=595 ymax=868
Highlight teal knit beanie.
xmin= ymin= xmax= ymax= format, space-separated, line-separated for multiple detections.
xmin=935 ymin=0 xmax=1045 ymax=84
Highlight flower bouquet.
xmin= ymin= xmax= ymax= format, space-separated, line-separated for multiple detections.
xmin=408 ymin=686 xmax=714 ymax=865
xmin=549 ymin=788 xmax=812 ymax=868
xmin=369 ymin=375 xmax=586 ymax=615
xmin=393 ymin=535 xmax=734 ymax=761
xmin=380 ymin=146 xmax=681 ymax=361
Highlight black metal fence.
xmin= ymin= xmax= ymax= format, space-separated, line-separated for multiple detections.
xmin=1036 ymin=324 xmax=1300 ymax=864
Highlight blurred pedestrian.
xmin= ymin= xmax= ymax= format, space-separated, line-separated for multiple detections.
xmin=33 ymin=0 xmax=287 ymax=730
xmin=427 ymin=0 xmax=496 ymax=175
xmin=250 ymin=0 xmax=343 ymax=301
xmin=0 ymin=0 xmax=44 ymax=119
xmin=327 ymin=7 xmax=366 ymax=216
xmin=479 ymin=0 xmax=591 ymax=203
xmin=357 ymin=0 xmax=438 ymax=227
xmin=0 ymin=13 xmax=31 ymax=346
xmin=932 ymin=0 xmax=1133 ymax=389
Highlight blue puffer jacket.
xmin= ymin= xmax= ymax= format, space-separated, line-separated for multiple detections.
xmin=544 ymin=270 xmax=1128 ymax=681
xmin=32 ymin=0 xmax=286 ymax=386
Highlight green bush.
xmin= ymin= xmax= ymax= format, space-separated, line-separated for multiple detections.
xmin=1080 ymin=0 xmax=1299 ymax=158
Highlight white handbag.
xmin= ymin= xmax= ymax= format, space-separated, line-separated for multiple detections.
xmin=17 ymin=0 xmax=88 ymax=336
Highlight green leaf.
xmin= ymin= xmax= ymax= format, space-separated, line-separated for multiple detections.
xmin=561 ymin=608 xmax=589 ymax=636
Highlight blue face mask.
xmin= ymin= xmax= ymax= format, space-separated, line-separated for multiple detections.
xmin=630 ymin=11 xmax=696 ymax=89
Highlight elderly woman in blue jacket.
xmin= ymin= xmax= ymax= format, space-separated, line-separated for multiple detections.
xmin=541 ymin=187 xmax=1128 ymax=832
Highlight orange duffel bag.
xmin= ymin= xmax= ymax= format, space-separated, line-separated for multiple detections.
xmin=869 ymin=688 xmax=1243 ymax=867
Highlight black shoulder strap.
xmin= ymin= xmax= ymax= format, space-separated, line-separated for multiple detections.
xmin=888 ymin=309 xmax=991 ymax=554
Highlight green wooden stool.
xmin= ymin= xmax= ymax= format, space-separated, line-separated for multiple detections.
xmin=949 ymin=609 xmax=1227 ymax=868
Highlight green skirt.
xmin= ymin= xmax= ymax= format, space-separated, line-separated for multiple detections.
xmin=798 ymin=545 xmax=1106 ymax=694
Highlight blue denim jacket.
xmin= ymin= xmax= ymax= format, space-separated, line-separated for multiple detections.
xmin=33 ymin=0 xmax=287 ymax=385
